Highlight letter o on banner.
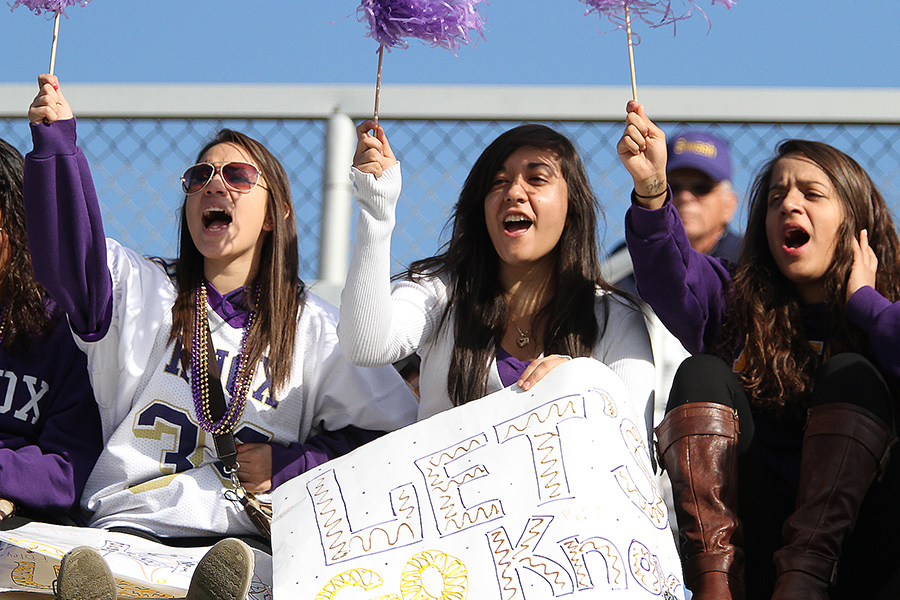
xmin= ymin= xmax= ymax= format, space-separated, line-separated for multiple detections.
xmin=400 ymin=550 xmax=468 ymax=600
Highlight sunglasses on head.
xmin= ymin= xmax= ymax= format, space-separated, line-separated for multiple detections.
xmin=669 ymin=178 xmax=717 ymax=197
xmin=181 ymin=162 xmax=265 ymax=194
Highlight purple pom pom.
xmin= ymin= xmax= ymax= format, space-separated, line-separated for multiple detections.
xmin=358 ymin=0 xmax=486 ymax=51
xmin=9 ymin=0 xmax=90 ymax=15
xmin=581 ymin=0 xmax=734 ymax=30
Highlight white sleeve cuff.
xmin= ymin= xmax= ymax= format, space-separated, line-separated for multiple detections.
xmin=350 ymin=163 xmax=402 ymax=221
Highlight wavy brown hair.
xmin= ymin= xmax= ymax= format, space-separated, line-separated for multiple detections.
xmin=718 ymin=140 xmax=900 ymax=412
xmin=0 ymin=138 xmax=52 ymax=351
xmin=169 ymin=130 xmax=304 ymax=399
xmin=402 ymin=124 xmax=623 ymax=406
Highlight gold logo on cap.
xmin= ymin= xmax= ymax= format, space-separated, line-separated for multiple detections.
xmin=674 ymin=138 xmax=717 ymax=159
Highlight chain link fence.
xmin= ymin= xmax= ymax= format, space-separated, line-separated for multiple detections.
xmin=4 ymin=116 xmax=900 ymax=281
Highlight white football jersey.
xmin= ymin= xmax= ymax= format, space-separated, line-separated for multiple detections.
xmin=79 ymin=240 xmax=417 ymax=537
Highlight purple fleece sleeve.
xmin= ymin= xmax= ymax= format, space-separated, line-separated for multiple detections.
xmin=270 ymin=425 xmax=385 ymax=490
xmin=0 ymin=314 xmax=102 ymax=523
xmin=845 ymin=286 xmax=900 ymax=378
xmin=625 ymin=196 xmax=733 ymax=354
xmin=23 ymin=119 xmax=113 ymax=338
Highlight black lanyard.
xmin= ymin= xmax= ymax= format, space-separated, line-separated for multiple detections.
xmin=204 ymin=329 xmax=239 ymax=470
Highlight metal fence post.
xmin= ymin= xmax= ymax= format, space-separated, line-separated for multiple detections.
xmin=316 ymin=111 xmax=356 ymax=307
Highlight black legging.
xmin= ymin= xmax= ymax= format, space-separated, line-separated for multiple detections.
xmin=666 ymin=353 xmax=899 ymax=600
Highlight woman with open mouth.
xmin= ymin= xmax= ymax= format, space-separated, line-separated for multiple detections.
xmin=620 ymin=100 xmax=900 ymax=600
xmin=339 ymin=120 xmax=655 ymax=429
xmin=23 ymin=75 xmax=418 ymax=600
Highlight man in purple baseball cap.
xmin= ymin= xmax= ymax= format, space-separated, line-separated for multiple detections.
xmin=666 ymin=130 xmax=741 ymax=258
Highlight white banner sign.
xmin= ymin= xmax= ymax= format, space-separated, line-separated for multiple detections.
xmin=273 ymin=358 xmax=685 ymax=599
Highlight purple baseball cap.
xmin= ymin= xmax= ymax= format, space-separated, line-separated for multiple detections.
xmin=667 ymin=130 xmax=733 ymax=182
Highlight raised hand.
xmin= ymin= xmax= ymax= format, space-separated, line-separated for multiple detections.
xmin=29 ymin=74 xmax=73 ymax=125
xmin=353 ymin=120 xmax=398 ymax=179
xmin=617 ymin=100 xmax=668 ymax=208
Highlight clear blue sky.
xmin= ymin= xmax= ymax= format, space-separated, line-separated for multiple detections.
xmin=2 ymin=0 xmax=899 ymax=88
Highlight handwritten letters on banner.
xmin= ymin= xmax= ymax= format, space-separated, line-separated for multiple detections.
xmin=273 ymin=357 xmax=686 ymax=599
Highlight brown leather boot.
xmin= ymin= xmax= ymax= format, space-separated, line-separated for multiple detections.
xmin=771 ymin=403 xmax=896 ymax=600
xmin=656 ymin=402 xmax=745 ymax=600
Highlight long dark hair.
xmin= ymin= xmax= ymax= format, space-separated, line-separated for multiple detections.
xmin=170 ymin=130 xmax=304 ymax=398
xmin=0 ymin=138 xmax=51 ymax=350
xmin=719 ymin=140 xmax=900 ymax=412
xmin=403 ymin=124 xmax=617 ymax=406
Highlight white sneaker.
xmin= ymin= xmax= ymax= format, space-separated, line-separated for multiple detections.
xmin=185 ymin=538 xmax=255 ymax=600
xmin=54 ymin=546 xmax=117 ymax=600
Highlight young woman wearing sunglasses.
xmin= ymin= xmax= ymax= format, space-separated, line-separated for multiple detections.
xmin=24 ymin=75 xmax=417 ymax=600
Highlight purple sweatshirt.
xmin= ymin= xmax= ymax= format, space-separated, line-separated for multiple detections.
xmin=23 ymin=119 xmax=380 ymax=491
xmin=625 ymin=196 xmax=900 ymax=379
xmin=0 ymin=303 xmax=101 ymax=524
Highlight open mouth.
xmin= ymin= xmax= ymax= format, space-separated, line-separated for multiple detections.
xmin=504 ymin=214 xmax=533 ymax=233
xmin=203 ymin=207 xmax=233 ymax=230
xmin=783 ymin=225 xmax=810 ymax=249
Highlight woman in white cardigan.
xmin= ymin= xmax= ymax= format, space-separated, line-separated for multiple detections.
xmin=339 ymin=121 xmax=655 ymax=435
